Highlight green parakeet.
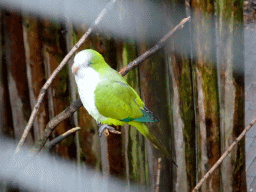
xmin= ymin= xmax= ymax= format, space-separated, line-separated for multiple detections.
xmin=72 ymin=49 xmax=176 ymax=166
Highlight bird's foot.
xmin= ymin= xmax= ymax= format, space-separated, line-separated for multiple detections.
xmin=98 ymin=124 xmax=121 ymax=137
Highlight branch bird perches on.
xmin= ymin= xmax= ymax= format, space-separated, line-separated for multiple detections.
xmin=15 ymin=0 xmax=117 ymax=154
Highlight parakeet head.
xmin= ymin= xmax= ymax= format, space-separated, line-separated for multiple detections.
xmin=72 ymin=49 xmax=105 ymax=75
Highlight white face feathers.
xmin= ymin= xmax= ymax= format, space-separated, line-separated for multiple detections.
xmin=72 ymin=50 xmax=94 ymax=75
xmin=71 ymin=50 xmax=104 ymax=122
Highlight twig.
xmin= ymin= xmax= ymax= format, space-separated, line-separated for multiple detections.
xmin=31 ymin=16 xmax=190 ymax=155
xmin=15 ymin=0 xmax=117 ymax=153
xmin=119 ymin=16 xmax=190 ymax=76
xmin=46 ymin=127 xmax=81 ymax=149
xmin=155 ymin=158 xmax=162 ymax=192
xmin=30 ymin=99 xmax=83 ymax=155
xmin=192 ymin=115 xmax=256 ymax=192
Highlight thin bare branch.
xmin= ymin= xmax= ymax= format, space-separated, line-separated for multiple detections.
xmin=119 ymin=16 xmax=190 ymax=76
xmin=192 ymin=115 xmax=256 ymax=192
xmin=30 ymin=99 xmax=83 ymax=155
xmin=31 ymin=16 xmax=190 ymax=155
xmin=155 ymin=158 xmax=162 ymax=192
xmin=46 ymin=127 xmax=81 ymax=149
xmin=15 ymin=0 xmax=117 ymax=153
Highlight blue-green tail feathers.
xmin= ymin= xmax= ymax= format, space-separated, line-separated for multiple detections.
xmin=121 ymin=107 xmax=159 ymax=122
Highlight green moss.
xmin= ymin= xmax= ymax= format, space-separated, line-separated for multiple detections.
xmin=180 ymin=60 xmax=194 ymax=129
xmin=130 ymin=126 xmax=139 ymax=180
xmin=178 ymin=59 xmax=196 ymax=185
xmin=122 ymin=40 xmax=138 ymax=89
xmin=122 ymin=40 xmax=149 ymax=184
xmin=200 ymin=64 xmax=219 ymax=119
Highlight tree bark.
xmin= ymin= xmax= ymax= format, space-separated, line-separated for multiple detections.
xmin=190 ymin=0 xmax=221 ymax=191
xmin=23 ymin=14 xmax=49 ymax=141
xmin=217 ymin=0 xmax=246 ymax=190
xmin=3 ymin=9 xmax=33 ymax=145
xmin=166 ymin=1 xmax=196 ymax=191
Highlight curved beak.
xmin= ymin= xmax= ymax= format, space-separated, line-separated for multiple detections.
xmin=71 ymin=64 xmax=80 ymax=75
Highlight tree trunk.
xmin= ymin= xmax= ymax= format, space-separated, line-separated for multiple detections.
xmin=3 ymin=9 xmax=34 ymax=145
xmin=166 ymin=1 xmax=196 ymax=191
xmin=23 ymin=14 xmax=49 ymax=141
xmin=190 ymin=0 xmax=221 ymax=191
xmin=217 ymin=0 xmax=246 ymax=190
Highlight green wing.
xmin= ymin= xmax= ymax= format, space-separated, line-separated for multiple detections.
xmin=94 ymin=80 xmax=144 ymax=121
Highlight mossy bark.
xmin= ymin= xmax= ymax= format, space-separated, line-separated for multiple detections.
xmin=117 ymin=40 xmax=149 ymax=188
xmin=190 ymin=0 xmax=221 ymax=190
xmin=217 ymin=0 xmax=246 ymax=190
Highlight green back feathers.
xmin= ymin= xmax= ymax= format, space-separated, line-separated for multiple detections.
xmin=91 ymin=52 xmax=158 ymax=124
xmin=95 ymin=79 xmax=144 ymax=121
xmin=92 ymin=54 xmax=147 ymax=123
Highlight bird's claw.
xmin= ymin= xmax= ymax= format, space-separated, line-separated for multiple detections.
xmin=98 ymin=124 xmax=116 ymax=137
